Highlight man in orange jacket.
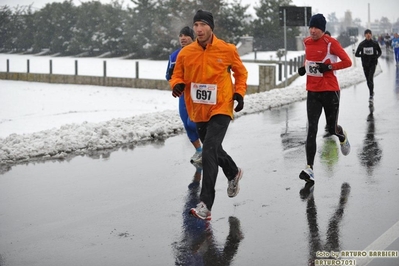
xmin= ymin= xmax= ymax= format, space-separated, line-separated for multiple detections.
xmin=169 ymin=10 xmax=248 ymax=220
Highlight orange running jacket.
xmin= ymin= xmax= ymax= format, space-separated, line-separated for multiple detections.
xmin=169 ymin=35 xmax=248 ymax=123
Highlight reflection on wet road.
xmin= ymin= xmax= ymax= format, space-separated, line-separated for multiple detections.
xmin=301 ymin=182 xmax=351 ymax=266
xmin=173 ymin=166 xmax=243 ymax=265
xmin=319 ymin=137 xmax=339 ymax=176
xmin=358 ymin=106 xmax=382 ymax=176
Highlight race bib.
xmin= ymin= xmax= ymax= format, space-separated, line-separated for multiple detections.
xmin=363 ymin=47 xmax=374 ymax=55
xmin=305 ymin=61 xmax=323 ymax=77
xmin=190 ymin=83 xmax=217 ymax=105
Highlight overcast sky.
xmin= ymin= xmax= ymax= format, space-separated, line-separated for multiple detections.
xmin=286 ymin=0 xmax=397 ymax=24
xmin=1 ymin=0 xmax=398 ymax=28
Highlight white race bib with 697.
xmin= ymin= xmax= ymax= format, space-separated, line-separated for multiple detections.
xmin=191 ymin=83 xmax=217 ymax=105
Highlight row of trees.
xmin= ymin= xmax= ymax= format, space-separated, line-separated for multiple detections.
xmin=1 ymin=0 xmax=397 ymax=59
xmin=0 ymin=0 xmax=304 ymax=59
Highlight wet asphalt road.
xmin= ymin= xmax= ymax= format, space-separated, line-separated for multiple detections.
xmin=1 ymin=56 xmax=399 ymax=266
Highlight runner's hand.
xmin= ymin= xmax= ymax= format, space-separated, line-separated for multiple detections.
xmin=172 ymin=83 xmax=185 ymax=98
xmin=316 ymin=63 xmax=332 ymax=73
xmin=298 ymin=66 xmax=306 ymax=76
xmin=233 ymin=93 xmax=244 ymax=112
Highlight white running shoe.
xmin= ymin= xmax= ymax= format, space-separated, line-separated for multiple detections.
xmin=227 ymin=168 xmax=243 ymax=198
xmin=299 ymin=165 xmax=315 ymax=182
xmin=190 ymin=150 xmax=202 ymax=164
xmin=190 ymin=202 xmax=211 ymax=220
xmin=340 ymin=131 xmax=351 ymax=156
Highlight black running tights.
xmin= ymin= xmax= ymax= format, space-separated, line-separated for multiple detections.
xmin=306 ymin=91 xmax=346 ymax=166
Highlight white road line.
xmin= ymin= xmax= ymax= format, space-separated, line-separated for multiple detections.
xmin=355 ymin=220 xmax=399 ymax=266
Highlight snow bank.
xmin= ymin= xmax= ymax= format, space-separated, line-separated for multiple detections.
xmin=0 ymin=56 xmax=374 ymax=165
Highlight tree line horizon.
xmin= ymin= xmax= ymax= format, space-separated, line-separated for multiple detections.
xmin=1 ymin=0 xmax=397 ymax=59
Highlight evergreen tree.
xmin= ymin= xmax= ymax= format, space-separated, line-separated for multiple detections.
xmin=3 ymin=0 xmax=395 ymax=57
xmin=121 ymin=7 xmax=139 ymax=58
xmin=1 ymin=6 xmax=20 ymax=51
xmin=19 ymin=6 xmax=36 ymax=52
xmin=164 ymin=0 xmax=249 ymax=52
xmin=32 ymin=2 xmax=60 ymax=53
xmin=194 ymin=0 xmax=223 ymax=15
xmin=217 ymin=0 xmax=251 ymax=44
xmin=147 ymin=0 xmax=176 ymax=59
xmin=100 ymin=1 xmax=128 ymax=56
xmin=163 ymin=0 xmax=198 ymax=41
xmin=0 ymin=6 xmax=12 ymax=50
xmin=0 ymin=5 xmax=36 ymax=52
xmin=49 ymin=1 xmax=77 ymax=54
xmin=126 ymin=0 xmax=158 ymax=58
xmin=69 ymin=1 xmax=104 ymax=56
xmin=251 ymin=0 xmax=300 ymax=51
xmin=32 ymin=1 xmax=77 ymax=54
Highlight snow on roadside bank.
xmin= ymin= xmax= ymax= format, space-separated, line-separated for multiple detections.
xmin=0 ymin=59 xmax=372 ymax=165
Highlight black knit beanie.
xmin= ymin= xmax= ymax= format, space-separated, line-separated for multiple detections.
xmin=309 ymin=13 xmax=326 ymax=32
xmin=364 ymin=29 xmax=372 ymax=35
xmin=193 ymin=10 xmax=214 ymax=31
xmin=179 ymin=26 xmax=194 ymax=40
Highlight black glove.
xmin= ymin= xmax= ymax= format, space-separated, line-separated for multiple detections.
xmin=298 ymin=66 xmax=306 ymax=76
xmin=316 ymin=63 xmax=332 ymax=73
xmin=233 ymin=93 xmax=244 ymax=112
xmin=172 ymin=83 xmax=185 ymax=98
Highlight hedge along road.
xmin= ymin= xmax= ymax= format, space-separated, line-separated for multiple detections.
xmin=0 ymin=56 xmax=398 ymax=266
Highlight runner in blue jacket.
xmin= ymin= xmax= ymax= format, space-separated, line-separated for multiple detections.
xmin=166 ymin=26 xmax=202 ymax=164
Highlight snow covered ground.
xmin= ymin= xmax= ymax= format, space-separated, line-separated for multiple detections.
xmin=0 ymin=51 xmax=306 ymax=86
xmin=0 ymin=49 xmax=373 ymax=165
